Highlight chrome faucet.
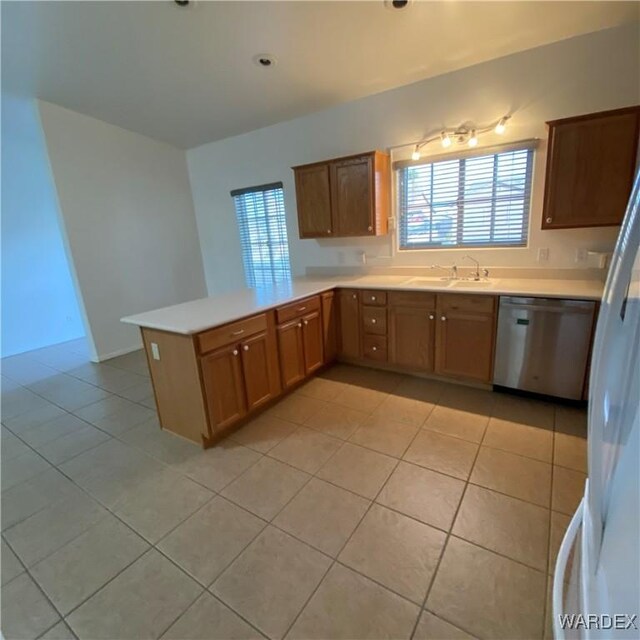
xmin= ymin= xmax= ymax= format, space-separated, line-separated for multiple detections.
xmin=464 ymin=255 xmax=481 ymax=280
xmin=431 ymin=263 xmax=458 ymax=280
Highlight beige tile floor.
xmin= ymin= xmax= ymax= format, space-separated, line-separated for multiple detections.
xmin=1 ymin=338 xmax=588 ymax=640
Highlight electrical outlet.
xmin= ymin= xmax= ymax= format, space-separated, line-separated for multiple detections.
xmin=575 ymin=248 xmax=588 ymax=263
xmin=537 ymin=247 xmax=549 ymax=263
xmin=151 ymin=342 xmax=160 ymax=360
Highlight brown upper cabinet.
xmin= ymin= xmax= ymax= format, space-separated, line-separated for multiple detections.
xmin=293 ymin=151 xmax=390 ymax=238
xmin=293 ymin=164 xmax=332 ymax=238
xmin=542 ymin=106 xmax=640 ymax=229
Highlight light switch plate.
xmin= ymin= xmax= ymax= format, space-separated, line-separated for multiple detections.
xmin=151 ymin=342 xmax=160 ymax=360
xmin=537 ymin=247 xmax=549 ymax=262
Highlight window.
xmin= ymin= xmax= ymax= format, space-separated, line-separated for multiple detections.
xmin=231 ymin=182 xmax=292 ymax=288
xmin=397 ymin=143 xmax=535 ymax=250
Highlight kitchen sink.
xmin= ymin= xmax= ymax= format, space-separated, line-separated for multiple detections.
xmin=449 ymin=279 xmax=495 ymax=289
xmin=405 ymin=277 xmax=452 ymax=286
xmin=353 ymin=275 xmax=414 ymax=285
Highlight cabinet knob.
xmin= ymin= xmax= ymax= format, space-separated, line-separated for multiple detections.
xmin=371 ymin=318 xmax=377 ymax=324
xmin=303 ymin=320 xmax=308 ymax=325
xmin=372 ymin=346 xmax=377 ymax=351
xmin=327 ymin=229 xmax=332 ymax=234
xmin=428 ymin=314 xmax=434 ymax=320
xmin=243 ymin=345 xmax=249 ymax=351
xmin=232 ymin=349 xmax=238 ymax=356
xmin=352 ymin=294 xmax=357 ymax=299
xmin=371 ymin=296 xmax=376 ymax=301
xmin=367 ymin=225 xmax=373 ymax=232
xmin=297 ymin=322 xmax=302 ymax=328
xmin=441 ymin=316 xmax=447 ymax=321
xmin=546 ymin=217 xmax=553 ymax=224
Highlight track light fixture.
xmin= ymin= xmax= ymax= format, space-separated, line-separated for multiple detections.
xmin=409 ymin=115 xmax=511 ymax=160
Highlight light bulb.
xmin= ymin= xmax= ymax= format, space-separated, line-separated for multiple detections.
xmin=495 ymin=116 xmax=509 ymax=135
xmin=411 ymin=147 xmax=421 ymax=161
xmin=440 ymin=131 xmax=452 ymax=148
xmin=468 ymin=130 xmax=478 ymax=147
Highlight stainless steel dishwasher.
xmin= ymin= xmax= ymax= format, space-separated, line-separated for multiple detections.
xmin=493 ymin=297 xmax=596 ymax=400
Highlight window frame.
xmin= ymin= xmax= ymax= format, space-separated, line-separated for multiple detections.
xmin=230 ymin=181 xmax=292 ymax=289
xmin=394 ymin=140 xmax=537 ymax=252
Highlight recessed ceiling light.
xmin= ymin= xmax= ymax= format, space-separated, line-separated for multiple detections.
xmin=253 ymin=54 xmax=277 ymax=68
xmin=384 ymin=0 xmax=412 ymax=9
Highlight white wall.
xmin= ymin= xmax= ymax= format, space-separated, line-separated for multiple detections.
xmin=188 ymin=24 xmax=639 ymax=295
xmin=39 ymin=101 xmax=207 ymax=361
xmin=1 ymin=94 xmax=86 ymax=358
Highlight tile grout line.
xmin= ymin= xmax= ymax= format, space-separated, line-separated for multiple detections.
xmin=543 ymin=407 xmax=560 ymax=637
xmin=407 ymin=432 xmax=486 ymax=640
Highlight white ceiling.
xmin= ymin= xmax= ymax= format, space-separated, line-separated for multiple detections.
xmin=3 ymin=1 xmax=638 ymax=148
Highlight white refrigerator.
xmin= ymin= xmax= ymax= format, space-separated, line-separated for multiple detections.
xmin=553 ymin=173 xmax=640 ymax=639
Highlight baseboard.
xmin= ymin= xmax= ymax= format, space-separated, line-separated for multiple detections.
xmin=91 ymin=343 xmax=143 ymax=363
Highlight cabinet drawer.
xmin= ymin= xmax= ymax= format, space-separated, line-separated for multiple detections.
xmin=389 ymin=291 xmax=436 ymax=308
xmin=360 ymin=290 xmax=387 ymax=306
xmin=363 ymin=335 xmax=387 ymax=361
xmin=362 ymin=306 xmax=387 ymax=335
xmin=276 ymin=296 xmax=321 ymax=324
xmin=198 ymin=314 xmax=267 ymax=354
xmin=438 ymin=294 xmax=496 ymax=315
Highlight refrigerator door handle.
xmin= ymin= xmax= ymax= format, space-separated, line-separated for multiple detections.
xmin=553 ymin=498 xmax=584 ymax=640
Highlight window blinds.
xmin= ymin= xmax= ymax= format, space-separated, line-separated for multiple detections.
xmin=397 ymin=144 xmax=535 ymax=250
xmin=231 ymin=182 xmax=292 ymax=288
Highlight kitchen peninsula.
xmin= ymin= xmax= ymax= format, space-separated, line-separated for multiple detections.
xmin=122 ymin=274 xmax=603 ymax=447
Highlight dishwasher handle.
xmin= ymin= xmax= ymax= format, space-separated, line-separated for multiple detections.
xmin=500 ymin=301 xmax=594 ymax=314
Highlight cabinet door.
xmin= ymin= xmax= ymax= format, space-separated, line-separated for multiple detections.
xmin=330 ymin=156 xmax=374 ymax=236
xmin=240 ymin=332 xmax=276 ymax=412
xmin=542 ymin=107 xmax=640 ymax=229
xmin=302 ymin=311 xmax=323 ymax=374
xmin=337 ymin=289 xmax=361 ymax=359
xmin=321 ymin=291 xmax=337 ymax=364
xmin=277 ymin=320 xmax=306 ymax=388
xmin=389 ymin=306 xmax=436 ymax=372
xmin=435 ymin=309 xmax=496 ymax=383
xmin=201 ymin=344 xmax=246 ymax=431
xmin=294 ymin=164 xmax=333 ymax=238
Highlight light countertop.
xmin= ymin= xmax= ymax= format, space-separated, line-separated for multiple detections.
xmin=121 ymin=275 xmax=604 ymax=335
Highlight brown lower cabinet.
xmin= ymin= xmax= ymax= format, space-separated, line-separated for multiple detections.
xmin=141 ymin=287 xmax=499 ymax=448
xmin=343 ymin=289 xmax=496 ymax=383
xmin=302 ymin=311 xmax=324 ymax=374
xmin=201 ymin=328 xmax=281 ymax=433
xmin=337 ymin=289 xmax=361 ymax=359
xmin=241 ymin=332 xmax=276 ymax=411
xmin=389 ymin=293 xmax=436 ymax=372
xmin=434 ymin=294 xmax=497 ymax=383
xmin=376 ymin=290 xmax=496 ymax=383
xmin=277 ymin=319 xmax=306 ymax=389
xmin=201 ymin=343 xmax=246 ymax=431
xmin=321 ymin=291 xmax=338 ymax=363
xmin=277 ymin=296 xmax=324 ymax=389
